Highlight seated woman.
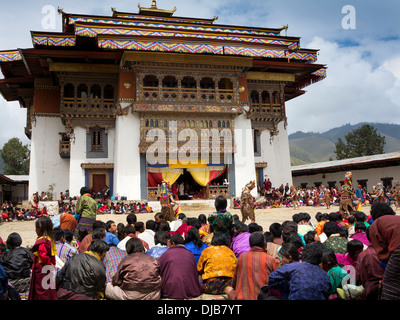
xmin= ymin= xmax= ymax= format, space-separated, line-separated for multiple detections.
xmin=158 ymin=234 xmax=202 ymax=299
xmin=184 ymin=227 xmax=208 ymax=264
xmin=146 ymin=231 xmax=170 ymax=259
xmin=0 ymin=233 xmax=33 ymax=298
xmin=56 ymin=240 xmax=109 ymax=300
xmin=197 ymin=232 xmax=237 ymax=295
xmin=230 ymin=223 xmax=251 ymax=258
xmin=106 ymin=238 xmax=162 ymax=300
xmin=268 ymin=242 xmax=331 ymax=300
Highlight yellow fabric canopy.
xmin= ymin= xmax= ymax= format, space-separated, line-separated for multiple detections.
xmin=168 ymin=161 xmax=207 ymax=169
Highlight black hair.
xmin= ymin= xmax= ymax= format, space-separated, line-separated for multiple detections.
xmin=292 ymin=213 xmax=301 ymax=224
xmin=135 ymin=221 xmax=144 ymax=232
xmin=53 ymin=227 xmax=65 ymax=241
xmin=328 ymin=211 xmax=342 ymax=222
xmin=284 ymin=233 xmax=303 ymax=249
xmin=6 ymin=232 xmax=22 ymax=250
xmin=279 ymin=242 xmax=300 ymax=261
xmin=185 ymin=227 xmax=204 ymax=249
xmin=159 ymin=220 xmax=171 ymax=232
xmin=187 ymin=218 xmax=201 ymax=229
xmin=249 ymin=232 xmax=265 ymax=248
xmin=301 ymin=242 xmax=325 ymax=265
xmin=370 ymin=202 xmax=395 ymax=221
xmin=215 ymin=195 xmax=227 ymax=212
xmin=347 ymin=239 xmax=364 ymax=259
xmin=64 ymin=229 xmax=74 ymax=243
xmin=126 ymin=213 xmax=137 ymax=225
xmin=303 ymin=230 xmax=318 ymax=245
xmin=354 ymin=221 xmax=366 ymax=232
xmin=92 ymin=228 xmax=106 ymax=240
xmin=248 ymin=222 xmax=261 ymax=233
xmin=323 ymin=221 xmax=340 ymax=237
xmin=124 ymin=225 xmax=136 ymax=235
xmin=87 ymin=239 xmax=109 ymax=254
xmin=154 ymin=231 xmax=170 ymax=246
xmin=80 ymin=186 xmax=91 ymax=195
xmin=93 ymin=220 xmax=106 ymax=230
xmin=105 ymin=220 xmax=115 ymax=232
xmin=211 ymin=232 xmax=229 ymax=246
xmin=263 ymin=231 xmax=274 ymax=243
xmin=315 ymin=212 xmax=328 ymax=222
xmin=321 ymin=247 xmax=338 ymax=271
xmin=177 ymin=213 xmax=186 ymax=220
xmin=145 ymin=219 xmax=156 ymax=231
xmin=338 ymin=226 xmax=348 ymax=238
xmin=126 ymin=237 xmax=145 ymax=254
xmin=170 ymin=234 xmax=185 ymax=245
xmin=281 ymin=225 xmax=298 ymax=242
xmin=354 ymin=211 xmax=367 ymax=222
xmin=269 ymin=223 xmax=282 ymax=238
xmin=198 ymin=214 xmax=207 ymax=225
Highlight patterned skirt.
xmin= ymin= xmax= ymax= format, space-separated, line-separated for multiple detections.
xmin=200 ymin=277 xmax=232 ymax=295
xmin=74 ymin=217 xmax=96 ymax=238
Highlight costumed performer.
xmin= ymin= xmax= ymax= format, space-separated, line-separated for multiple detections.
xmin=240 ymin=181 xmax=256 ymax=224
xmin=339 ymin=172 xmax=357 ymax=216
xmin=160 ymin=180 xmax=179 ymax=222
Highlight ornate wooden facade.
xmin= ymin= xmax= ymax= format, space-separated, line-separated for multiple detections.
xmin=0 ymin=1 xmax=326 ymax=200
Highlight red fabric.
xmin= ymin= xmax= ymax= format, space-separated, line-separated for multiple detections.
xmin=29 ymin=238 xmax=58 ymax=300
xmin=369 ymin=215 xmax=400 ymax=261
xmin=148 ymin=172 xmax=163 ymax=187
xmin=208 ymin=167 xmax=226 ymax=184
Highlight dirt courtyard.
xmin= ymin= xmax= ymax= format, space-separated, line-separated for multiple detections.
xmin=0 ymin=204 xmax=357 ymax=247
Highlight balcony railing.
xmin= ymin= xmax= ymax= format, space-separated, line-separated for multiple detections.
xmin=141 ymin=86 xmax=235 ymax=104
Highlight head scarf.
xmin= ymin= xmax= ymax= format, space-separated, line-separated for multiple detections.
xmin=369 ymin=215 xmax=400 ymax=261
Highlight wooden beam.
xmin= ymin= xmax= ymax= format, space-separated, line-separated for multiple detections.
xmin=122 ymin=51 xmax=253 ymax=68
xmin=49 ymin=62 xmax=119 ymax=73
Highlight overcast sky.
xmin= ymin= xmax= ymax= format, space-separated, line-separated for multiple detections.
xmin=0 ymin=0 xmax=400 ymax=148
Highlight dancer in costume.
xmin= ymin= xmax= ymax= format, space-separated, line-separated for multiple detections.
xmin=240 ymin=181 xmax=256 ymax=224
xmin=323 ymin=185 xmax=331 ymax=209
xmin=290 ymin=185 xmax=299 ymax=209
xmin=339 ymin=172 xmax=356 ymax=216
xmin=394 ymin=181 xmax=400 ymax=210
xmin=376 ymin=183 xmax=385 ymax=203
xmin=159 ymin=180 xmax=179 ymax=222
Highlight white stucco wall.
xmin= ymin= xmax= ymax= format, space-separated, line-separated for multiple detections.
xmin=234 ymin=113 xmax=257 ymax=197
xmin=256 ymin=121 xmax=293 ymax=188
xmin=29 ymin=116 xmax=70 ymax=199
xmin=113 ymin=110 xmax=142 ymax=200
xmin=69 ymin=126 xmax=116 ymax=197
xmin=292 ymin=165 xmax=400 ymax=191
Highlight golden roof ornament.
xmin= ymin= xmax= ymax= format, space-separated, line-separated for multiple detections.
xmin=138 ymin=0 xmax=177 ymax=16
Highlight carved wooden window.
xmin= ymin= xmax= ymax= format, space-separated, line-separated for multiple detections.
xmin=143 ymin=75 xmax=159 ymax=98
xmin=91 ymin=128 xmax=103 ymax=152
xmin=104 ymin=85 xmax=114 ymax=100
xmin=77 ymin=84 xmax=88 ymax=99
xmin=64 ymin=83 xmax=74 ymax=98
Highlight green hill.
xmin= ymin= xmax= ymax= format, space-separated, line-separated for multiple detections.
xmin=289 ymin=122 xmax=400 ymax=165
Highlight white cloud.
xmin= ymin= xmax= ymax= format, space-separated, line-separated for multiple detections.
xmin=286 ymin=36 xmax=400 ymax=133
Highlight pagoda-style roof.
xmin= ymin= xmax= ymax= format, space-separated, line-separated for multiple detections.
xmin=0 ymin=1 xmax=326 ymax=103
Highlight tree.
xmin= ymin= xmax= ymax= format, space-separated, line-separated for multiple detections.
xmin=334 ymin=124 xmax=386 ymax=160
xmin=0 ymin=138 xmax=30 ymax=175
